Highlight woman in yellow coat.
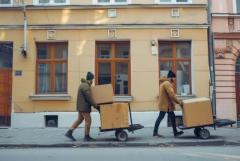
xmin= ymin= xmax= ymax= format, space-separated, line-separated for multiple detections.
xmin=153 ymin=70 xmax=184 ymax=137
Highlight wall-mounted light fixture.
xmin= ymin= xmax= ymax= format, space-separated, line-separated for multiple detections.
xmin=151 ymin=40 xmax=156 ymax=46
xmin=151 ymin=40 xmax=158 ymax=56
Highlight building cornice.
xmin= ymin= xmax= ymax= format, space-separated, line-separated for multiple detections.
xmin=214 ymin=32 xmax=240 ymax=39
xmin=0 ymin=6 xmax=22 ymax=10
xmin=212 ymin=13 xmax=240 ymax=17
xmin=0 ymin=24 xmax=209 ymax=30
xmin=0 ymin=25 xmax=23 ymax=29
xmin=0 ymin=4 xmax=207 ymax=10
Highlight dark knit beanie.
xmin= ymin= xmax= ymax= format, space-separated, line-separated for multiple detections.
xmin=167 ymin=70 xmax=176 ymax=78
xmin=86 ymin=72 xmax=94 ymax=80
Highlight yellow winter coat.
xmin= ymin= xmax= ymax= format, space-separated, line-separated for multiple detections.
xmin=158 ymin=77 xmax=181 ymax=112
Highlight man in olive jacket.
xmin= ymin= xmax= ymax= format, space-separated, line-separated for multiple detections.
xmin=65 ymin=72 xmax=99 ymax=141
xmin=153 ymin=70 xmax=184 ymax=137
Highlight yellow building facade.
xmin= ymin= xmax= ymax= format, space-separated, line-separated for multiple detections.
xmin=0 ymin=0 xmax=209 ymax=127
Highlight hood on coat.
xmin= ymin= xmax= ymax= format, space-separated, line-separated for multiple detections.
xmin=81 ymin=78 xmax=87 ymax=83
xmin=81 ymin=78 xmax=91 ymax=85
xmin=159 ymin=76 xmax=169 ymax=83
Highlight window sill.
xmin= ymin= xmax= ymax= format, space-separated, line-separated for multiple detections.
xmin=156 ymin=3 xmax=192 ymax=4
xmin=0 ymin=4 xmax=12 ymax=7
xmin=113 ymin=96 xmax=133 ymax=102
xmin=29 ymin=94 xmax=71 ymax=101
xmin=33 ymin=4 xmax=69 ymax=5
xmin=94 ymin=3 xmax=129 ymax=5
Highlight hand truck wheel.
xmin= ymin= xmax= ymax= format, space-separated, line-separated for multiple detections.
xmin=116 ymin=130 xmax=128 ymax=142
xmin=199 ymin=129 xmax=210 ymax=139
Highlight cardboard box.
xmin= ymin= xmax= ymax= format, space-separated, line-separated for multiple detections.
xmin=182 ymin=97 xmax=213 ymax=128
xmin=100 ymin=103 xmax=129 ymax=130
xmin=91 ymin=84 xmax=114 ymax=105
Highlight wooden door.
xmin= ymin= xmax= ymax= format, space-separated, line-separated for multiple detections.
xmin=0 ymin=69 xmax=12 ymax=126
xmin=236 ymin=74 xmax=240 ymax=120
xmin=0 ymin=42 xmax=12 ymax=127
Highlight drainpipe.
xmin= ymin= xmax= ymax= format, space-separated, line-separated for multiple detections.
xmin=208 ymin=0 xmax=216 ymax=116
xmin=22 ymin=3 xmax=27 ymax=57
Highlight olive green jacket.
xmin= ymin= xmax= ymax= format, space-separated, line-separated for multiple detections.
xmin=76 ymin=78 xmax=97 ymax=112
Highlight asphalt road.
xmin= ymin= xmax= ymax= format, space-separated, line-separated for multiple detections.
xmin=0 ymin=146 xmax=240 ymax=161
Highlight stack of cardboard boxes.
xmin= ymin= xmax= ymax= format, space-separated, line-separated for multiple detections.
xmin=91 ymin=84 xmax=129 ymax=130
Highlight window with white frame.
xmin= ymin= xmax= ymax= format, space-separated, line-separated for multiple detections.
xmin=94 ymin=0 xmax=130 ymax=5
xmin=157 ymin=0 xmax=192 ymax=4
xmin=34 ymin=0 xmax=69 ymax=5
xmin=0 ymin=0 xmax=12 ymax=6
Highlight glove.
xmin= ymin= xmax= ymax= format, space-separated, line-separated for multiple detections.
xmin=95 ymin=106 xmax=100 ymax=113
xmin=179 ymin=100 xmax=183 ymax=108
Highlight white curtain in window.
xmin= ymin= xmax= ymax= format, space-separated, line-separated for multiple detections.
xmin=115 ymin=62 xmax=128 ymax=95
xmin=38 ymin=64 xmax=50 ymax=94
xmin=55 ymin=63 xmax=67 ymax=93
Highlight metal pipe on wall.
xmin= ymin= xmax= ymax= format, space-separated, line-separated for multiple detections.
xmin=207 ymin=0 xmax=216 ymax=116
xmin=23 ymin=4 xmax=27 ymax=57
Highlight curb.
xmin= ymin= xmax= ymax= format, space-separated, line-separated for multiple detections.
xmin=0 ymin=140 xmax=239 ymax=148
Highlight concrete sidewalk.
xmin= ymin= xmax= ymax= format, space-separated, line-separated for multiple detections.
xmin=0 ymin=127 xmax=240 ymax=148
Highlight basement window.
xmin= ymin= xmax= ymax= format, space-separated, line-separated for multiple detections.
xmin=45 ymin=115 xmax=58 ymax=128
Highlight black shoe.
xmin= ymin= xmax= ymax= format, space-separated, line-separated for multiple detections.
xmin=153 ymin=133 xmax=164 ymax=137
xmin=174 ymin=131 xmax=184 ymax=137
xmin=84 ymin=135 xmax=96 ymax=142
xmin=65 ymin=130 xmax=76 ymax=141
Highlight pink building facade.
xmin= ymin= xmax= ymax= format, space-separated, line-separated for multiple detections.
xmin=212 ymin=0 xmax=240 ymax=124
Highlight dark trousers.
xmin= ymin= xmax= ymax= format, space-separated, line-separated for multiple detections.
xmin=153 ymin=111 xmax=178 ymax=134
